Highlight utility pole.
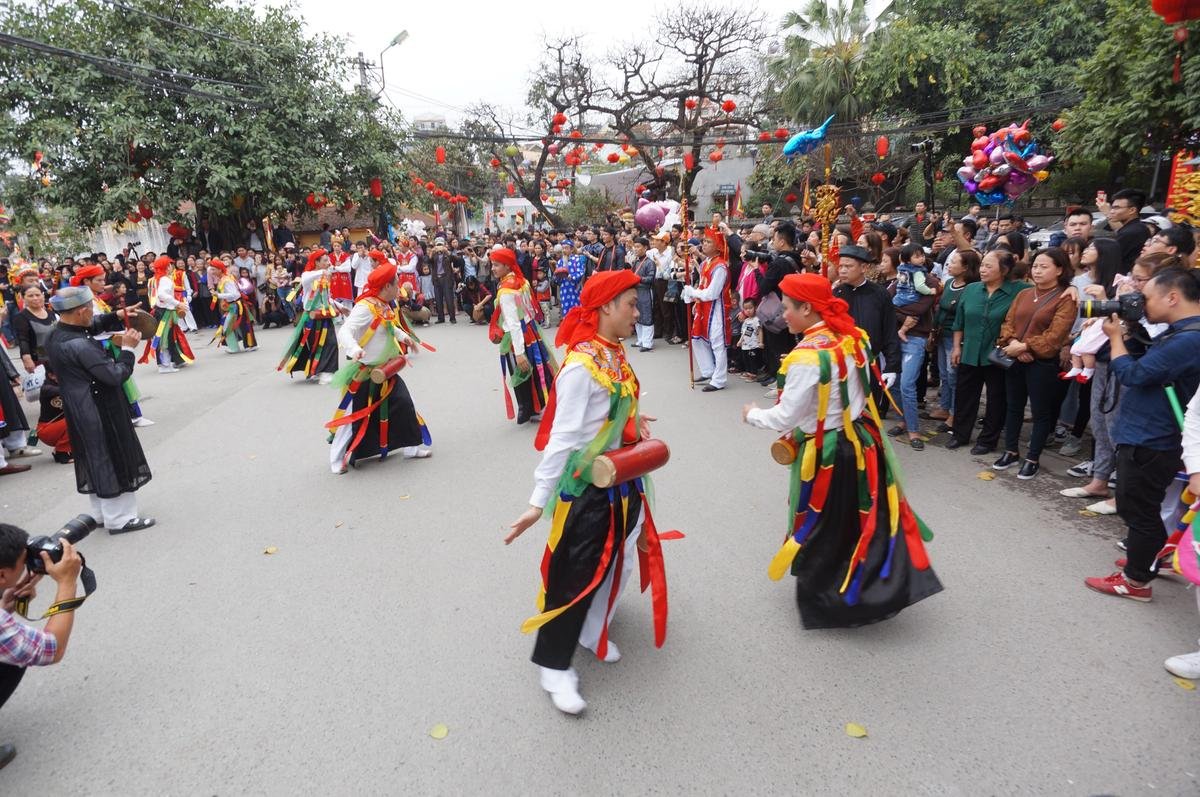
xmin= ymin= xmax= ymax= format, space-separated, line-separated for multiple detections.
xmin=353 ymin=51 xmax=377 ymax=95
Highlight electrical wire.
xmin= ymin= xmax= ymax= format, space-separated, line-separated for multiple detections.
xmin=96 ymin=0 xmax=262 ymax=50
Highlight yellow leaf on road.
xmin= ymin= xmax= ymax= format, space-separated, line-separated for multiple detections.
xmin=430 ymin=723 xmax=449 ymax=739
xmin=334 ymin=521 xmax=344 ymax=528
xmin=1174 ymin=677 xmax=1196 ymax=691
xmin=1079 ymin=510 xmax=1099 ymax=518
xmin=845 ymin=723 xmax=868 ymax=738
xmin=263 ymin=546 xmax=278 ymax=555
xmin=977 ymin=471 xmax=995 ymax=481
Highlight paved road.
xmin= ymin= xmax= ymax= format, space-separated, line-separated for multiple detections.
xmin=3 ymin=323 xmax=1197 ymax=794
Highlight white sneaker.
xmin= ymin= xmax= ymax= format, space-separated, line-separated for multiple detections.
xmin=158 ymin=365 xmax=178 ymax=374
xmin=402 ymin=446 xmax=432 ymax=459
xmin=318 ymin=373 xmax=333 ymax=385
xmin=1165 ymin=646 xmax=1200 ymax=679
xmin=539 ymin=666 xmax=586 ymax=715
xmin=132 ymin=416 xmax=155 ymax=427
xmin=581 ymin=640 xmax=621 ymax=662
xmin=9 ymin=447 xmax=42 ymax=458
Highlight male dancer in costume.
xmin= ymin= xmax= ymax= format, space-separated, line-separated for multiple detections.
xmin=505 ymin=270 xmax=672 ymax=716
xmin=325 ymin=254 xmax=432 ymax=474
xmin=71 ymin=264 xmax=153 ymax=426
xmin=207 ymin=257 xmax=258 ymax=353
xmin=173 ymin=259 xmax=198 ymax=332
xmin=682 ymin=228 xmax=731 ymax=392
xmin=278 ymin=249 xmax=341 ymax=385
xmin=488 ymin=247 xmax=557 ymax=425
xmin=741 ymin=273 xmax=942 ymax=628
xmin=139 ymin=255 xmax=195 ymax=373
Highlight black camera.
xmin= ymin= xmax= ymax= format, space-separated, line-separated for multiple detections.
xmin=127 ymin=241 xmax=142 ymax=247
xmin=26 ymin=515 xmax=96 ymax=575
xmin=1081 ymin=292 xmax=1145 ymax=322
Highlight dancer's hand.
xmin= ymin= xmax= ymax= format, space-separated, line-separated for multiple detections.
xmin=505 ymin=506 xmax=542 ymax=544
xmin=638 ymin=414 xmax=656 ymax=441
xmin=742 ymin=403 xmax=755 ymax=423
xmin=637 ymin=531 xmax=649 ymax=553
xmin=515 ymin=354 xmax=531 ymax=373
xmin=1188 ymin=472 xmax=1200 ymax=500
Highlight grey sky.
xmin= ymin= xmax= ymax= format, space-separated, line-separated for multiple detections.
xmin=266 ymin=1 xmax=816 ymax=125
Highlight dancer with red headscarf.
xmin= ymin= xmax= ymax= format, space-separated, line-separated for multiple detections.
xmin=207 ymin=258 xmax=258 ymax=354
xmin=488 ymin=247 xmax=557 ymax=425
xmin=325 ymin=253 xmax=432 ymax=474
xmin=139 ymin=255 xmax=195 ymax=373
xmin=741 ymin=273 xmax=942 ymax=629
xmin=505 ymin=270 xmax=676 ymax=716
xmin=278 ymin=249 xmax=341 ymax=384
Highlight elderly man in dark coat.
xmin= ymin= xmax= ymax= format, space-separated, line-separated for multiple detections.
xmin=45 ymin=286 xmax=156 ymax=534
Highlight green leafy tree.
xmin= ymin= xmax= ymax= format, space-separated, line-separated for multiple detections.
xmin=0 ymin=0 xmax=411 ymax=247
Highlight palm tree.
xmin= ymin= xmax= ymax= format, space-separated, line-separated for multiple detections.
xmin=768 ymin=0 xmax=892 ymax=126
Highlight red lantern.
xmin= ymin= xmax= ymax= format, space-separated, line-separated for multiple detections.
xmin=412 ymin=176 xmax=423 ymax=186
xmin=489 ymin=157 xmax=501 ymax=169
xmin=425 ymin=181 xmax=436 ymax=191
xmin=564 ymin=154 xmax=578 ymax=167
xmin=541 ymin=193 xmax=550 ymax=202
xmin=785 ymin=193 xmax=798 ymax=204
xmin=593 ymin=142 xmax=603 ymax=150
xmin=552 ymin=112 xmax=568 ymax=126
xmin=685 ymin=98 xmax=697 ymax=110
xmin=935 ymin=170 xmax=944 ymax=181
xmin=607 ymin=152 xmax=620 ymax=163
xmin=715 ymin=137 xmax=726 ymax=148
xmin=870 ymin=172 xmax=886 ymax=186
xmin=1051 ymin=118 xmax=1066 ymax=132
xmin=506 ymin=182 xmax=516 ymax=196
xmin=369 ymin=177 xmax=383 ymax=199
xmin=548 ymin=144 xmax=560 ymax=155
xmin=708 ymin=151 xmax=723 ymax=163
xmin=552 ymin=124 xmax=563 ymax=135
xmin=569 ymin=130 xmax=583 ymax=139
xmin=138 ymin=201 xmax=153 ymax=219
xmin=774 ymin=127 xmax=789 ymax=140
xmin=126 ymin=212 xmax=140 ymax=223
xmin=435 ymin=146 xmax=446 ymax=165
xmin=875 ymin=136 xmax=889 ymax=159
xmin=1152 ymin=0 xmax=1200 ymax=23
xmin=758 ymin=131 xmax=772 ymax=142
xmin=720 ymin=99 xmax=736 ymax=114
xmin=683 ymin=153 xmax=695 ymax=171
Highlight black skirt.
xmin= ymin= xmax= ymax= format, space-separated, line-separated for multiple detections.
xmin=790 ymin=432 xmax=943 ymax=629
xmin=0 ymin=376 xmax=29 ymax=433
xmin=345 ymin=375 xmax=427 ymax=464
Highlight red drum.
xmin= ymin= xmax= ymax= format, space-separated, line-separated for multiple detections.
xmin=369 ymin=356 xmax=408 ymax=384
xmin=590 ymin=439 xmax=670 ymax=488
xmin=771 ymin=433 xmax=799 ymax=466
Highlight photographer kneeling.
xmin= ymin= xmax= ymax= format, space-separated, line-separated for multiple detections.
xmin=0 ymin=524 xmax=83 ymax=768
xmin=1084 ymin=267 xmax=1200 ymax=602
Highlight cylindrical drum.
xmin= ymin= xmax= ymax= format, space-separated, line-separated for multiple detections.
xmin=771 ymin=433 xmax=799 ymax=465
xmin=370 ymin=356 xmax=408 ymax=384
xmin=590 ymin=439 xmax=671 ymax=488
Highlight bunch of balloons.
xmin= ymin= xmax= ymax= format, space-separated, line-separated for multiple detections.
xmin=955 ymin=121 xmax=1053 ymax=207
xmin=634 ymin=197 xmax=682 ymax=232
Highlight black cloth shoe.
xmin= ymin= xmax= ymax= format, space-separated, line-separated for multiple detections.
xmin=701 ymin=384 xmax=724 ymax=392
xmin=970 ymin=444 xmax=995 ymax=455
xmin=935 ymin=422 xmax=952 ymax=433
xmin=945 ymin=438 xmax=965 ymax=450
xmin=516 ymin=407 xmax=532 ymax=425
xmin=0 ymin=743 xmax=15 ymax=770
xmin=1017 ymin=459 xmax=1040 ymax=480
xmin=992 ymin=451 xmax=1020 ymax=470
xmin=910 ymin=438 xmax=925 ymax=451
xmin=110 ymin=517 xmax=156 ymax=534
xmin=887 ymin=425 xmax=906 ymax=437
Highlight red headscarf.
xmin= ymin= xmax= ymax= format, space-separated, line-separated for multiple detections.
xmin=555 ymin=270 xmax=640 ymax=349
xmin=359 ymin=262 xmax=397 ymax=302
xmin=305 ymin=249 xmax=328 ymax=272
xmin=69 ymin=264 xmax=104 ymax=287
xmin=490 ymin=246 xmax=526 ymax=290
xmin=208 ymin=258 xmax=227 ymax=273
xmin=368 ymin=250 xmax=390 ymax=267
xmin=779 ymin=273 xmax=857 ymax=336
xmin=704 ymin=226 xmax=727 ymax=259
xmin=151 ymin=255 xmax=172 ymax=277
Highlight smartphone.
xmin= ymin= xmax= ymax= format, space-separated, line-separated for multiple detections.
xmin=1096 ymin=190 xmax=1107 ymax=205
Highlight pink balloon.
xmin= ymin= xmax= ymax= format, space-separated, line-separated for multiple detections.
xmin=989 ymin=146 xmax=1005 ymax=166
xmin=1026 ymin=154 xmax=1051 ymax=172
xmin=634 ymin=203 xmax=665 ymax=231
xmin=957 ymin=165 xmax=976 ymax=182
xmin=638 ymin=197 xmax=650 ymax=208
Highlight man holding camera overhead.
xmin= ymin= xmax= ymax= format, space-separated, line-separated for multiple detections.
xmin=45 ymin=286 xmax=156 ymax=534
xmin=0 ymin=523 xmax=84 ymax=769
xmin=1084 ymin=268 xmax=1200 ymax=602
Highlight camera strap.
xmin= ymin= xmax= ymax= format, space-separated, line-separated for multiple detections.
xmin=14 ymin=556 xmax=97 ymax=621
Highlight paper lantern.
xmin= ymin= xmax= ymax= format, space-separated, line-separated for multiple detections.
xmin=1051 ymin=118 xmax=1066 ymax=132
xmin=683 ymin=153 xmax=695 ymax=170
xmin=1152 ymin=0 xmax=1200 ymax=24
xmin=785 ymin=193 xmax=798 ymax=204
xmin=305 ymin=193 xmax=316 ymax=207
xmin=708 ymin=151 xmax=723 ymax=163
xmin=548 ymin=144 xmax=560 ymax=155
xmin=435 ymin=145 xmax=446 ymax=164
xmin=607 ymin=152 xmax=620 ymax=163
xmin=935 ymin=170 xmax=944 ymax=181
xmin=505 ymin=144 xmax=520 ymax=157
xmin=552 ymin=112 xmax=567 ymax=126
xmin=126 ymin=212 xmax=140 ymax=223
xmin=758 ymin=131 xmax=772 ymax=142
xmin=774 ymin=127 xmax=789 ymax=140
xmin=541 ymin=193 xmax=550 ymax=202
xmin=369 ymin=177 xmax=383 ymax=199
xmin=720 ymin=99 xmax=736 ymax=114
xmin=506 ymin=182 xmax=516 ymax=196
xmin=875 ymin=136 xmax=889 ymax=159
xmin=715 ymin=137 xmax=726 ymax=148
xmin=685 ymin=98 xmax=697 ymax=110
xmin=552 ymin=124 xmax=563 ymax=135
xmin=870 ymin=172 xmax=886 ymax=186
xmin=425 ymin=181 xmax=436 ymax=191
xmin=569 ymin=130 xmax=583 ymax=140
xmin=138 ymin=201 xmax=154 ymax=219
xmin=489 ymin=157 xmax=501 ymax=169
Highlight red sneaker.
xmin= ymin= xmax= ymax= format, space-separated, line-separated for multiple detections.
xmin=1115 ymin=558 xmax=1182 ymax=580
xmin=1085 ymin=571 xmax=1152 ymax=602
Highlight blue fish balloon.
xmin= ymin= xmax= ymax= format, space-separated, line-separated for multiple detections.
xmin=782 ymin=115 xmax=834 ymax=162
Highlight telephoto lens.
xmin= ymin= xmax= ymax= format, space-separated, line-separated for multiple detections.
xmin=1080 ymin=292 xmax=1145 ymax=322
xmin=25 ymin=515 xmax=97 ymax=575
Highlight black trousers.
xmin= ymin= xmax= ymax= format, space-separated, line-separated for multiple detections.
xmin=433 ymin=276 xmax=456 ymax=321
xmin=764 ymin=327 xmax=795 ymax=376
xmin=0 ymin=663 xmax=25 ymax=709
xmin=532 ymin=485 xmax=641 ymax=670
xmin=1116 ymin=444 xmax=1181 ymax=583
xmin=1003 ymin=359 xmax=1061 ymax=460
xmin=953 ymin=362 xmax=1007 ymax=448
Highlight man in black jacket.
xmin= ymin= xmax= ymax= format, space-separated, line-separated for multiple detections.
xmin=429 ymin=238 xmax=463 ymax=323
xmin=754 ymin=221 xmax=802 ymax=384
xmin=832 ymin=245 xmax=900 ymax=400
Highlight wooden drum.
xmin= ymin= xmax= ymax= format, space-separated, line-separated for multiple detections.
xmin=590 ymin=439 xmax=670 ymax=488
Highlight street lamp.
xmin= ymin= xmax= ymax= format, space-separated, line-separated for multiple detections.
xmin=378 ymin=30 xmax=409 ymax=96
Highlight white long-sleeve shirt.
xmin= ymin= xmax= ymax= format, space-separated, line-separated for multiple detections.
xmin=498 ymin=292 xmax=525 ymax=356
xmin=745 ymin=345 xmax=867 ymax=434
xmin=1183 ymin=386 xmax=1200 ymax=475
xmin=529 ymin=361 xmax=615 ymax=509
xmin=681 ymin=262 xmax=727 ymax=304
xmin=335 ymin=301 xmax=414 ymax=365
xmin=349 ymin=253 xmax=373 ymax=289
xmin=155 ymin=273 xmax=180 ymax=310
xmin=214 ymin=275 xmax=240 ymax=302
